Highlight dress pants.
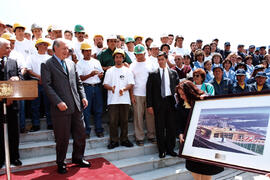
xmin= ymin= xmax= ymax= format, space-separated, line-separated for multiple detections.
xmin=133 ymin=96 xmax=155 ymax=141
xmin=0 ymin=103 xmax=20 ymax=162
xmin=51 ymin=108 xmax=86 ymax=165
xmin=153 ymin=96 xmax=176 ymax=154
xmin=108 ymin=104 xmax=129 ymax=143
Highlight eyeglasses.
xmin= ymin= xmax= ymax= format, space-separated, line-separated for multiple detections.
xmin=194 ymin=74 xmax=200 ymax=78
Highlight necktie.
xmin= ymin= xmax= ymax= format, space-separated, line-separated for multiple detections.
xmin=161 ymin=68 xmax=166 ymax=98
xmin=61 ymin=60 xmax=67 ymax=73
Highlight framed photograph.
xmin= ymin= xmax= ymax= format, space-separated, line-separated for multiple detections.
xmin=180 ymin=92 xmax=270 ymax=174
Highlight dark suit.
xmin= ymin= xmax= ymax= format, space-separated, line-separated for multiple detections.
xmin=146 ymin=68 xmax=179 ymax=154
xmin=41 ymin=55 xmax=86 ymax=165
xmin=0 ymin=57 xmax=22 ymax=163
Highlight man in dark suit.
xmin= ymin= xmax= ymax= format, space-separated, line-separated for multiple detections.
xmin=0 ymin=38 xmax=22 ymax=168
xmin=41 ymin=38 xmax=90 ymax=174
xmin=146 ymin=51 xmax=179 ymax=158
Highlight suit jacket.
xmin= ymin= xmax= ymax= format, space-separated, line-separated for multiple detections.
xmin=1 ymin=57 xmax=22 ymax=80
xmin=41 ymin=56 xmax=86 ymax=115
xmin=146 ymin=68 xmax=179 ymax=111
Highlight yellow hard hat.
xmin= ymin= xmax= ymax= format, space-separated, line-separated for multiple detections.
xmin=93 ymin=34 xmax=103 ymax=39
xmin=35 ymin=38 xmax=51 ymax=47
xmin=134 ymin=35 xmax=143 ymax=40
xmin=112 ymin=48 xmax=125 ymax=58
xmin=1 ymin=33 xmax=16 ymax=41
xmin=80 ymin=42 xmax=92 ymax=50
xmin=13 ymin=23 xmax=26 ymax=30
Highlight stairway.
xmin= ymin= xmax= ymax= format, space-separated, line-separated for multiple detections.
xmin=0 ymin=119 xmax=263 ymax=180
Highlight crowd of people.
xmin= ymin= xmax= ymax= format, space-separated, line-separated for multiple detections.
xmin=0 ymin=21 xmax=270 ymax=178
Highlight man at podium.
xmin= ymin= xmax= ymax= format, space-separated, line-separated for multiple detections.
xmin=0 ymin=38 xmax=23 ymax=168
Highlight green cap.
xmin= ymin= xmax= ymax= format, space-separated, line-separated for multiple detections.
xmin=134 ymin=44 xmax=145 ymax=55
xmin=74 ymin=24 xmax=85 ymax=33
xmin=125 ymin=37 xmax=135 ymax=44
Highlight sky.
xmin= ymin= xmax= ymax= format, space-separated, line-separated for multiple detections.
xmin=1 ymin=0 xmax=269 ymax=51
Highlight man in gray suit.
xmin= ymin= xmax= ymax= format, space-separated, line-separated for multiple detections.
xmin=41 ymin=38 xmax=90 ymax=174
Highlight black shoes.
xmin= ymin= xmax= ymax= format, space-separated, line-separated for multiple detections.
xmin=72 ymin=159 xmax=91 ymax=167
xmin=0 ymin=161 xmax=4 ymax=169
xmin=167 ymin=151 xmax=177 ymax=157
xmin=47 ymin=125 xmax=53 ymax=130
xmin=121 ymin=140 xmax=134 ymax=148
xmin=107 ymin=141 xmax=119 ymax=149
xmin=57 ymin=163 xmax=67 ymax=174
xmin=96 ymin=132 xmax=104 ymax=138
xmin=148 ymin=138 xmax=157 ymax=144
xmin=159 ymin=152 xmax=166 ymax=158
xmin=136 ymin=140 xmax=144 ymax=146
xmin=30 ymin=125 xmax=40 ymax=132
xmin=11 ymin=159 xmax=22 ymax=166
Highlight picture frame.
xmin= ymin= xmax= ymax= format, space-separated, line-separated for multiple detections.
xmin=179 ymin=91 xmax=270 ymax=174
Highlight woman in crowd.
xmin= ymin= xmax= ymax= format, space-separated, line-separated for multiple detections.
xmin=211 ymin=53 xmax=223 ymax=68
xmin=245 ymin=55 xmax=254 ymax=76
xmin=203 ymin=60 xmax=214 ymax=83
xmin=227 ymin=52 xmax=238 ymax=70
xmin=193 ymin=68 xmax=214 ymax=96
xmin=183 ymin=54 xmax=194 ymax=71
xmin=193 ymin=49 xmax=205 ymax=70
xmin=176 ymin=80 xmax=224 ymax=180
xmin=222 ymin=59 xmax=236 ymax=83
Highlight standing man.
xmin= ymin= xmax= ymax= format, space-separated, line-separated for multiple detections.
xmin=92 ymin=34 xmax=104 ymax=59
xmin=146 ymin=51 xmax=179 ymax=158
xmin=130 ymin=44 xmax=156 ymax=146
xmin=0 ymin=38 xmax=22 ymax=168
xmin=103 ymin=48 xmax=135 ymax=149
xmin=31 ymin=23 xmax=43 ymax=42
xmin=220 ymin=42 xmax=231 ymax=59
xmin=26 ymin=38 xmax=52 ymax=131
xmin=172 ymin=35 xmax=189 ymax=56
xmin=251 ymin=72 xmax=270 ymax=92
xmin=76 ymin=42 xmax=104 ymax=138
xmin=232 ymin=69 xmax=252 ymax=94
xmin=125 ymin=37 xmax=136 ymax=63
xmin=73 ymin=24 xmax=85 ymax=61
xmin=41 ymin=38 xmax=90 ymax=174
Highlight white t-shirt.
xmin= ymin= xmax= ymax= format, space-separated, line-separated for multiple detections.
xmin=76 ymin=58 xmax=103 ymax=84
xmin=130 ymin=60 xmax=155 ymax=96
xmin=9 ymin=50 xmax=26 ymax=69
xmin=126 ymin=51 xmax=136 ymax=63
xmin=103 ymin=66 xmax=135 ymax=105
xmin=14 ymin=39 xmax=35 ymax=60
xmin=73 ymin=39 xmax=84 ymax=61
xmin=92 ymin=45 xmax=103 ymax=56
xmin=172 ymin=47 xmax=189 ymax=56
xmin=26 ymin=53 xmax=51 ymax=76
xmin=148 ymin=56 xmax=159 ymax=70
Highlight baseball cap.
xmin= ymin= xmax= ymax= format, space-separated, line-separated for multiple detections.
xmin=235 ymin=69 xmax=246 ymax=76
xmin=134 ymin=44 xmax=146 ymax=55
xmin=74 ymin=24 xmax=85 ymax=33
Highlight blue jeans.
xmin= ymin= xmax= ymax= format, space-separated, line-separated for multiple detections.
xmin=31 ymin=84 xmax=51 ymax=126
xmin=19 ymin=100 xmax=25 ymax=129
xmin=83 ymin=85 xmax=103 ymax=135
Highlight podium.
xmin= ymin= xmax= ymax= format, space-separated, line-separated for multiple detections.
xmin=0 ymin=80 xmax=38 ymax=180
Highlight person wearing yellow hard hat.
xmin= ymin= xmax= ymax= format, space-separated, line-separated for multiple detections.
xmin=103 ymin=48 xmax=135 ymax=150
xmin=134 ymin=35 xmax=143 ymax=46
xmin=26 ymin=37 xmax=52 ymax=132
xmin=76 ymin=42 xmax=104 ymax=139
xmin=92 ymin=34 xmax=105 ymax=59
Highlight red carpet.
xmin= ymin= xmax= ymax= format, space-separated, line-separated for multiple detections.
xmin=0 ymin=158 xmax=133 ymax=180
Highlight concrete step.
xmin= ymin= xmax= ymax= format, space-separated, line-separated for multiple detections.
xmin=0 ymin=142 xmax=158 ymax=175
xmin=131 ymin=163 xmax=192 ymax=180
xmin=19 ymin=132 xmax=140 ymax=159
xmin=213 ymin=168 xmax=263 ymax=180
xmin=20 ymin=122 xmax=135 ymax=143
xmin=112 ymin=154 xmax=185 ymax=176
